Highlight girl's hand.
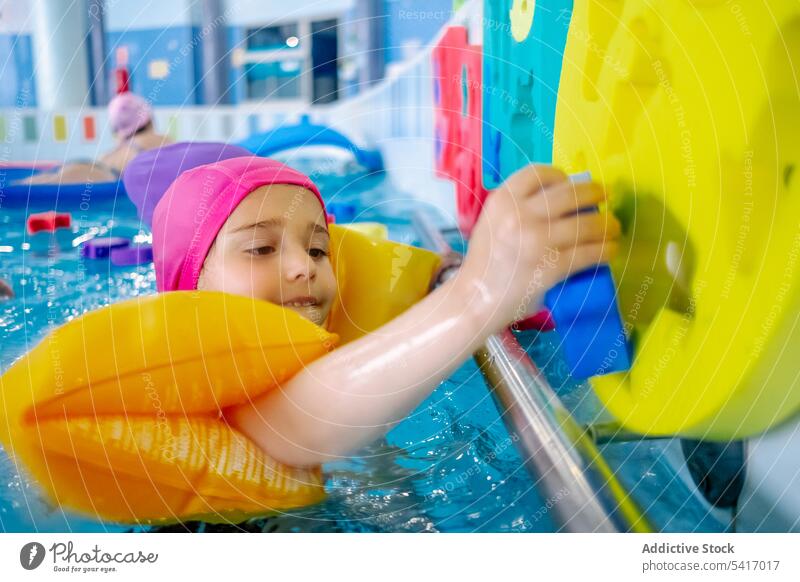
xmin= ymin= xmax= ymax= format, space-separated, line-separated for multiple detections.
xmin=457 ymin=164 xmax=620 ymax=334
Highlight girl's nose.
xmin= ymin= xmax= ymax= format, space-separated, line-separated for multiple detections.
xmin=282 ymin=245 xmax=316 ymax=282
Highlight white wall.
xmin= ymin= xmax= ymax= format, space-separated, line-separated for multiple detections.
xmin=105 ymin=0 xmax=197 ymax=31
xmin=1 ymin=0 xmax=357 ymax=34
xmin=224 ymin=0 xmax=354 ymax=26
xmin=0 ymin=0 xmax=33 ymax=33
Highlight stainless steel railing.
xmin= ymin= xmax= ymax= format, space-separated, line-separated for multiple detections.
xmin=412 ymin=209 xmax=653 ymax=532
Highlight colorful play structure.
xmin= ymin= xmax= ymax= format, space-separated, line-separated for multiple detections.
xmin=432 ymin=0 xmax=800 ymax=443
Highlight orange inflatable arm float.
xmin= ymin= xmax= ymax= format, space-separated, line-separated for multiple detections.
xmin=0 ymin=225 xmax=441 ymax=524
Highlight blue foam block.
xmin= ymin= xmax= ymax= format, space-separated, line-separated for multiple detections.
xmin=545 ymin=265 xmax=631 ymax=379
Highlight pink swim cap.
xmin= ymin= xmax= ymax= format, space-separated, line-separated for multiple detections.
xmin=152 ymin=156 xmax=326 ymax=292
xmin=108 ymin=93 xmax=152 ymax=139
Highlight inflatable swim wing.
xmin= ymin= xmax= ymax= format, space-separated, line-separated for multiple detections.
xmin=0 ymin=225 xmax=441 ymax=524
xmin=0 ymin=292 xmax=331 ymax=524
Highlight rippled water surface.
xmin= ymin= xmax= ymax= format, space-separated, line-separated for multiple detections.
xmin=0 ymin=157 xmax=726 ymax=532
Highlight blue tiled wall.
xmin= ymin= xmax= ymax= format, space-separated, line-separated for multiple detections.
xmin=105 ymin=26 xmax=203 ymax=106
xmin=226 ymin=26 xmax=246 ymax=104
xmin=0 ymin=33 xmax=37 ymax=107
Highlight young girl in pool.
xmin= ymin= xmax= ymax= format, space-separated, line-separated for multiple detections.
xmin=152 ymin=156 xmax=619 ymax=468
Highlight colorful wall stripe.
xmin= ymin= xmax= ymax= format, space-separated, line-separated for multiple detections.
xmin=82 ymin=116 xmax=96 ymax=141
xmin=23 ymin=115 xmax=37 ymax=142
xmin=53 ymin=115 xmax=67 ymax=142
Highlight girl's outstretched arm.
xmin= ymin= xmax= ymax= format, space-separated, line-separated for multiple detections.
xmin=226 ymin=165 xmax=619 ymax=467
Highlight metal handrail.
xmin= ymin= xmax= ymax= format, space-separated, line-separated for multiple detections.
xmin=412 ymin=209 xmax=653 ymax=532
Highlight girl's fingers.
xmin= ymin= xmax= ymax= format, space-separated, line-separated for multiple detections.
xmin=545 ymin=212 xmax=621 ymax=248
xmin=555 ymin=241 xmax=619 ymax=279
xmin=528 ymin=181 xmax=608 ymax=219
xmin=501 ymin=164 xmax=568 ymax=200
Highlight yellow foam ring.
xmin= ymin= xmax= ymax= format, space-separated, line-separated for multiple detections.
xmin=510 ymin=0 xmax=536 ymax=42
xmin=339 ymin=222 xmax=389 ymax=240
xmin=53 ymin=115 xmax=67 ymax=142
xmin=0 ymin=227 xmax=440 ymax=524
xmin=553 ymin=1 xmax=800 ymax=438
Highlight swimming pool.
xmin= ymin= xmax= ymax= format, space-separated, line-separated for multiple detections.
xmin=0 ymin=156 xmax=728 ymax=533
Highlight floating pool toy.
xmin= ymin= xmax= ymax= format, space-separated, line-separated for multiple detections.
xmin=237 ymin=115 xmax=384 ymax=173
xmin=122 ymin=142 xmax=251 ymax=228
xmin=27 ymin=211 xmax=72 ymax=235
xmin=81 ymin=237 xmax=130 ymax=259
xmin=110 ymin=244 xmax=153 ymax=266
xmin=0 ymin=180 xmax=125 ymax=210
xmin=0 ymin=162 xmax=59 ymax=183
xmin=552 ymin=0 xmax=800 ymax=438
xmin=0 ymin=224 xmax=441 ymax=524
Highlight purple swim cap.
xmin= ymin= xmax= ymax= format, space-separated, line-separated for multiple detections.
xmin=122 ymin=142 xmax=251 ymax=227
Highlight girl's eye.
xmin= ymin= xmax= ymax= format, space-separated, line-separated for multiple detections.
xmin=247 ymin=246 xmax=275 ymax=256
xmin=309 ymin=247 xmax=329 ymax=259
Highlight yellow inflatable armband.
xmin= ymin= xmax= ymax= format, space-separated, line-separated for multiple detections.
xmin=338 ymin=221 xmax=388 ymax=241
xmin=328 ymin=224 xmax=440 ymax=344
xmin=0 ymin=224 xmax=440 ymax=524
xmin=553 ymin=1 xmax=800 ymax=438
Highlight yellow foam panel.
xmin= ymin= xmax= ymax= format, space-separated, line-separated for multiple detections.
xmin=553 ymin=0 xmax=800 ymax=438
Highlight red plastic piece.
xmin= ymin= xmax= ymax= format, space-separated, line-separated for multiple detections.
xmin=432 ymin=27 xmax=469 ymax=181
xmin=512 ymin=309 xmax=557 ymax=333
xmin=27 ymin=211 xmax=72 ymax=235
xmin=115 ymin=47 xmax=130 ymax=94
xmin=453 ymin=39 xmax=488 ymax=237
xmin=83 ymin=116 xmax=96 ymax=141
xmin=431 ymin=26 xmax=490 ymax=237
xmin=115 ymin=69 xmax=130 ymax=94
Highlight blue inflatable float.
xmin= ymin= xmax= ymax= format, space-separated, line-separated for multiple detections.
xmin=238 ymin=115 xmax=384 ymax=173
xmin=0 ymin=178 xmax=126 ymax=210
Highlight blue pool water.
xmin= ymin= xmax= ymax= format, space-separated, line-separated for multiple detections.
xmin=0 ymin=156 xmax=728 ymax=533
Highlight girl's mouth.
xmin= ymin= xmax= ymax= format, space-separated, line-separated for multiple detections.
xmin=282 ymin=296 xmax=319 ymax=308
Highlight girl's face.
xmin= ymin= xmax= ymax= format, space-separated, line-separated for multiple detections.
xmin=197 ymin=184 xmax=337 ymax=327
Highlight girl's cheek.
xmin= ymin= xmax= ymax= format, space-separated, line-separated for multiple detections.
xmin=196 ymin=260 xmax=216 ymax=291
xmin=239 ymin=262 xmax=279 ymax=301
